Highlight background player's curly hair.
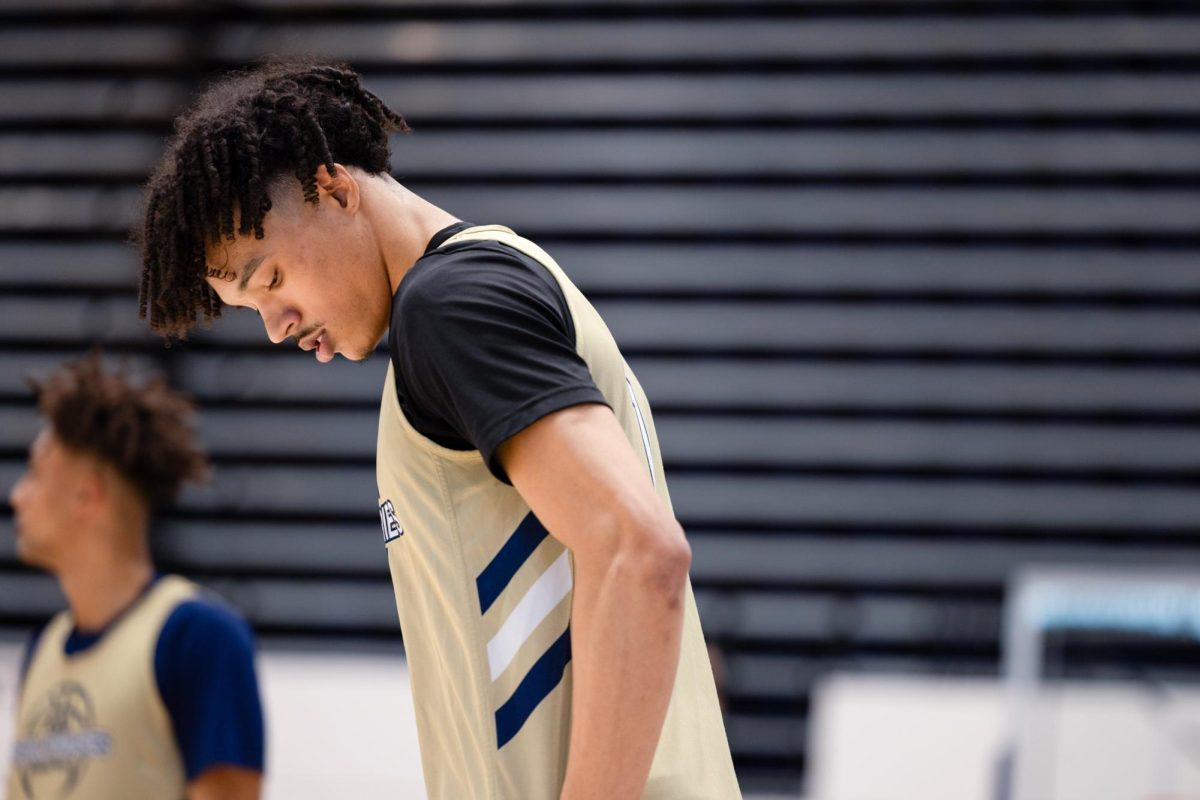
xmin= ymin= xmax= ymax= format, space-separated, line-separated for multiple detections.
xmin=135 ymin=59 xmax=411 ymax=338
xmin=29 ymin=353 xmax=209 ymax=510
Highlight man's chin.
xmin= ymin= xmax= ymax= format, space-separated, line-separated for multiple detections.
xmin=332 ymin=325 xmax=386 ymax=363
xmin=343 ymin=346 xmax=377 ymax=364
xmin=15 ymin=541 xmax=51 ymax=570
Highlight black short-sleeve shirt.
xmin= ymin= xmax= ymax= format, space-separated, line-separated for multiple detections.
xmin=388 ymin=223 xmax=608 ymax=483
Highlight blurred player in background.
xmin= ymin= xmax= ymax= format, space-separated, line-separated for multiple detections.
xmin=136 ymin=60 xmax=739 ymax=799
xmin=6 ymin=354 xmax=264 ymax=800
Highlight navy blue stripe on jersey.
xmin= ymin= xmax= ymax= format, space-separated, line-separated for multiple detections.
xmin=494 ymin=627 xmax=572 ymax=749
xmin=477 ymin=512 xmax=550 ymax=614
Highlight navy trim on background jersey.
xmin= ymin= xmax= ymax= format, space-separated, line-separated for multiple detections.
xmin=494 ymin=627 xmax=572 ymax=749
xmin=63 ymin=573 xmax=163 ymax=656
xmin=17 ymin=621 xmax=48 ymax=687
xmin=477 ymin=512 xmax=551 ymax=614
xmin=155 ymin=596 xmax=265 ymax=780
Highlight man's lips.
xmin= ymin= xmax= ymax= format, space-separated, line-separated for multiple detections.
xmin=298 ymin=327 xmax=335 ymax=362
xmin=316 ymin=333 xmax=334 ymax=363
xmin=299 ymin=328 xmax=325 ymax=352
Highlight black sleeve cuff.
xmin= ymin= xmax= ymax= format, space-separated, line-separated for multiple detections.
xmin=479 ymin=386 xmax=610 ymax=484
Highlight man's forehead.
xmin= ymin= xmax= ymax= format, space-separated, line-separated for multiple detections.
xmin=31 ymin=427 xmax=60 ymax=461
xmin=206 ymin=239 xmax=247 ymax=281
xmin=32 ymin=429 xmax=95 ymax=476
xmin=204 ymin=260 xmax=242 ymax=304
xmin=205 ymin=238 xmax=268 ymax=299
xmin=206 ymin=265 xmax=239 ymax=284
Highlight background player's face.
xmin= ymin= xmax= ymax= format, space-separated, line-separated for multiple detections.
xmin=205 ymin=176 xmax=392 ymax=363
xmin=8 ymin=429 xmax=88 ymax=570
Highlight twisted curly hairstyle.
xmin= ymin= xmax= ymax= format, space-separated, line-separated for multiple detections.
xmin=135 ymin=59 xmax=410 ymax=338
xmin=30 ymin=353 xmax=209 ymax=510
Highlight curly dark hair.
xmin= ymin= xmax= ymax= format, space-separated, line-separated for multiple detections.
xmin=29 ymin=353 xmax=209 ymax=510
xmin=135 ymin=59 xmax=410 ymax=338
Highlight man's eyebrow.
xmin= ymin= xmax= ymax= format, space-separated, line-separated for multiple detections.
xmin=237 ymin=255 xmax=267 ymax=292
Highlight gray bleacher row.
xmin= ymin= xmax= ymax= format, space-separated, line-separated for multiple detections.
xmin=5 ymin=294 xmax=1200 ymax=355
xmin=2 ymin=457 xmax=1197 ymax=529
xmin=6 ymin=241 xmax=1200 ymax=295
xmin=0 ymin=0 xmax=838 ymax=9
xmin=4 ymin=185 xmax=1200 ymax=234
xmin=5 ymin=18 xmax=1200 ymax=68
xmin=10 ymin=131 xmax=1200 ymax=176
xmin=726 ymin=716 xmax=807 ymax=762
xmin=4 ymin=502 xmax=1193 ymax=590
xmin=0 ymin=558 xmax=1000 ymax=646
xmin=696 ymin=590 xmax=1002 ymax=646
xmin=0 ymin=0 xmax=187 ymax=10
xmin=210 ymin=18 xmax=1200 ymax=61
xmin=3 ymin=505 xmax=1189 ymax=594
xmin=0 ymin=561 xmax=999 ymax=649
xmin=5 ymin=75 xmax=1200 ymax=126
xmin=6 ymin=403 xmax=1200 ymax=471
xmin=2 ymin=494 xmax=1190 ymax=594
xmin=5 ymin=350 xmax=1200 ymax=413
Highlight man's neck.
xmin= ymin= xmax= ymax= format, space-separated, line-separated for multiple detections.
xmin=58 ymin=550 xmax=155 ymax=633
xmin=362 ymin=174 xmax=461 ymax=294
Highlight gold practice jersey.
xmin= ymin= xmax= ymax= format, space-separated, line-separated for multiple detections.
xmin=7 ymin=576 xmax=196 ymax=800
xmin=377 ymin=224 xmax=742 ymax=799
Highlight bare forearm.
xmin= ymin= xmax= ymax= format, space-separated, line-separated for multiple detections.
xmin=187 ymin=767 xmax=261 ymax=800
xmin=560 ymin=538 xmax=690 ymax=800
xmin=493 ymin=404 xmax=694 ymax=799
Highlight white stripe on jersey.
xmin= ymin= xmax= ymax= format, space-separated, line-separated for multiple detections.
xmin=486 ymin=550 xmax=573 ymax=682
xmin=626 ymin=377 xmax=656 ymax=487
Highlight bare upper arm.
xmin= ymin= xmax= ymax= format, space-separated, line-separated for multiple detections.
xmin=495 ymin=403 xmax=682 ymax=561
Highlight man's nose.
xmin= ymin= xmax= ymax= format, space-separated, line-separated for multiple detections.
xmin=262 ymin=305 xmax=300 ymax=344
xmin=9 ymin=475 xmax=26 ymax=510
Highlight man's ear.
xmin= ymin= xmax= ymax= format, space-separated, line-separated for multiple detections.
xmin=314 ymin=163 xmax=359 ymax=212
xmin=75 ymin=464 xmax=108 ymax=514
xmin=62 ymin=460 xmax=106 ymax=524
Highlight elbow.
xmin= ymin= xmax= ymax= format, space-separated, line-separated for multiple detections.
xmin=621 ymin=513 xmax=691 ymax=603
xmin=658 ymin=521 xmax=692 ymax=583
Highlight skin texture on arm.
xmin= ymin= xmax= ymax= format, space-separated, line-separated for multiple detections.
xmin=496 ymin=403 xmax=692 ymax=800
xmin=187 ymin=766 xmax=262 ymax=800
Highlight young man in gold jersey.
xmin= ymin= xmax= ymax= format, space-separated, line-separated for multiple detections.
xmin=6 ymin=355 xmax=264 ymax=800
xmin=137 ymin=60 xmax=740 ymax=799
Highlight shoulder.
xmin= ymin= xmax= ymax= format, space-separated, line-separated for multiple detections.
xmin=161 ymin=593 xmax=253 ymax=647
xmin=395 ymin=238 xmax=561 ymax=318
xmin=157 ymin=593 xmax=256 ymax=673
xmin=389 ymin=238 xmax=575 ymax=376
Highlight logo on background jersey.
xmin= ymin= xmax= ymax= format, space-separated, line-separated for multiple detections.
xmin=13 ymin=680 xmax=112 ymax=798
xmin=379 ymin=499 xmax=403 ymax=544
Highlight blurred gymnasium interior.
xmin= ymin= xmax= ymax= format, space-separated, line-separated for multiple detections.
xmin=1 ymin=2 xmax=1198 ymax=797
